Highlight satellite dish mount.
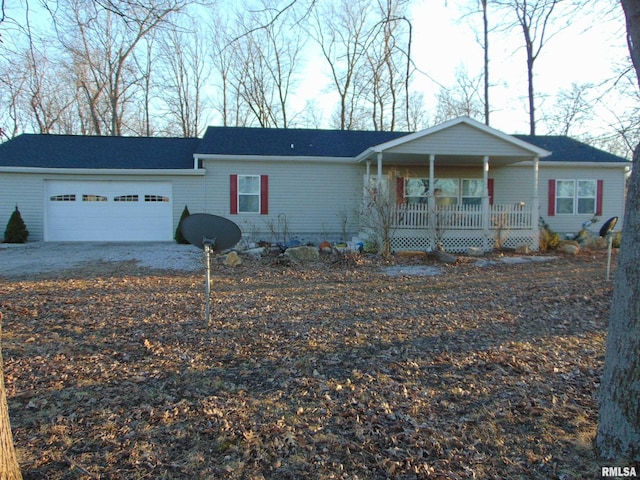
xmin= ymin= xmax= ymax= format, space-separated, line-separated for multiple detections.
xmin=599 ymin=216 xmax=618 ymax=282
xmin=202 ymin=237 xmax=216 ymax=324
xmin=180 ymin=214 xmax=241 ymax=324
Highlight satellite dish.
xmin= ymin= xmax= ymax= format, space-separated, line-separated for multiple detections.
xmin=180 ymin=214 xmax=241 ymax=251
xmin=179 ymin=214 xmax=242 ymax=325
xmin=599 ymin=216 xmax=618 ymax=238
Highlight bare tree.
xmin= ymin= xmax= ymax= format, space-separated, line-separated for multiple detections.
xmin=544 ymin=82 xmax=593 ymax=136
xmin=0 ymin=56 xmax=28 ymax=139
xmin=593 ymin=66 xmax=640 ymax=158
xmin=434 ymin=66 xmax=484 ymax=124
xmin=596 ymin=0 xmax=640 ymax=462
xmin=495 ymin=0 xmax=562 ymax=135
xmin=360 ymin=178 xmax=396 ymax=256
xmin=55 ymin=0 xmax=184 ymax=135
xmin=208 ymin=12 xmax=243 ymax=127
xmin=405 ymin=90 xmax=429 ymax=131
xmin=310 ymin=0 xmax=412 ymax=131
xmin=157 ymin=19 xmax=209 ymax=137
xmin=366 ymin=0 xmax=412 ymax=131
xmin=309 ymin=0 xmax=377 ymax=130
xmin=481 ymin=0 xmax=490 ymax=125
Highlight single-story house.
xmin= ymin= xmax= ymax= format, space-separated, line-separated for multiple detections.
xmin=0 ymin=117 xmax=630 ymax=252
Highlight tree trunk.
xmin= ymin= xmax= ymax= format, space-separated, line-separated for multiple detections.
xmin=596 ymin=142 xmax=640 ymax=461
xmin=525 ymin=34 xmax=536 ymax=136
xmin=596 ymin=2 xmax=640 ymax=461
xmin=482 ymin=0 xmax=490 ymax=126
xmin=0 ymin=313 xmax=23 ymax=480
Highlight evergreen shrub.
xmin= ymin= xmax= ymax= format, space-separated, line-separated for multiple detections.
xmin=4 ymin=205 xmax=29 ymax=243
xmin=175 ymin=205 xmax=191 ymax=244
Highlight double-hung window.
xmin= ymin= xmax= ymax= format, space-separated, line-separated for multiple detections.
xmin=461 ymin=179 xmax=484 ymax=206
xmin=555 ymin=179 xmax=598 ymax=215
xmin=230 ymin=174 xmax=269 ymax=215
xmin=238 ymin=175 xmax=260 ymax=213
xmin=549 ymin=180 xmax=603 ymax=215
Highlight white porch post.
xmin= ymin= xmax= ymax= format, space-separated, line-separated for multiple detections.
xmin=532 ymin=156 xmax=540 ymax=249
xmin=428 ymin=154 xmax=436 ymax=248
xmin=364 ymin=160 xmax=371 ymax=204
xmin=483 ymin=156 xmax=490 ymax=250
xmin=376 ymin=152 xmax=383 ymax=188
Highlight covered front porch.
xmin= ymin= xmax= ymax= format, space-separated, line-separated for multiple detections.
xmin=389 ymin=202 xmax=535 ymax=252
xmin=355 ymin=117 xmax=551 ymax=253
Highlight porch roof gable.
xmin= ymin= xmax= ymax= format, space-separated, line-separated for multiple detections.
xmin=354 ymin=117 xmax=551 ymax=165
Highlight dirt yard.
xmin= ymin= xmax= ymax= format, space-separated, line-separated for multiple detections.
xmin=1 ymin=250 xmax=615 ymax=479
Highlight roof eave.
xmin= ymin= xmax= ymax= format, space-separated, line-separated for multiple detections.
xmin=0 ymin=167 xmax=205 ymax=175
xmin=510 ymin=160 xmax=631 ymax=168
xmin=195 ymin=153 xmax=355 ymax=163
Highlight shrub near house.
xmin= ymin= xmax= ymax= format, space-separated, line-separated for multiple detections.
xmin=4 ymin=206 xmax=29 ymax=243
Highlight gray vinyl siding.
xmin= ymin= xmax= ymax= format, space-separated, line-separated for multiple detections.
xmin=494 ymin=164 xmax=627 ymax=235
xmin=490 ymin=166 xmax=536 ymax=205
xmin=0 ymin=172 xmax=46 ymax=241
xmin=171 ymin=176 xmax=206 ymax=230
xmin=386 ymin=123 xmax=536 ymax=157
xmin=538 ymin=165 xmax=627 ymax=235
xmin=203 ymin=159 xmax=362 ymax=243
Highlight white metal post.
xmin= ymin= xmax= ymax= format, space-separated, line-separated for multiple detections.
xmin=483 ymin=156 xmax=490 ymax=250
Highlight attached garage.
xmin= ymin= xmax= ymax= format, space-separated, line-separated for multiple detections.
xmin=45 ymin=180 xmax=173 ymax=241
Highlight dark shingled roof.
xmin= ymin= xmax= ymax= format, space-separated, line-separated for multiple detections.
xmin=0 ymin=134 xmax=201 ymax=169
xmin=196 ymin=126 xmax=409 ymax=157
xmin=0 ymin=129 xmax=630 ymax=169
xmin=514 ymin=135 xmax=629 ymax=163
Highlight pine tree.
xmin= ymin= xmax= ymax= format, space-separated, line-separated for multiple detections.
xmin=3 ymin=206 xmax=29 ymax=244
xmin=175 ymin=205 xmax=191 ymax=244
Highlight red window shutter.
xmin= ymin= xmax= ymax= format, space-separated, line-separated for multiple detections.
xmin=260 ymin=175 xmax=269 ymax=215
xmin=487 ymin=178 xmax=494 ymax=206
xmin=396 ymin=177 xmax=405 ymax=204
xmin=596 ymin=179 xmax=603 ymax=216
xmin=230 ymin=174 xmax=238 ymax=214
xmin=548 ymin=179 xmax=556 ymax=216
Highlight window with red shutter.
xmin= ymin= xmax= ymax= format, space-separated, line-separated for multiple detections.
xmin=230 ymin=174 xmax=269 ymax=215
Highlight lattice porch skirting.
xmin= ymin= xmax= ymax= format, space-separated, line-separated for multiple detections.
xmin=390 ymin=229 xmax=539 ymax=253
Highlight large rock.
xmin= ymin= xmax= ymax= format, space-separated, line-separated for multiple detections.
xmin=284 ymin=245 xmax=320 ymax=263
xmin=558 ymin=242 xmax=580 ymax=255
xmin=575 ymin=230 xmax=608 ymax=249
xmin=223 ymin=251 xmax=242 ymax=266
xmin=242 ymin=247 xmax=266 ymax=259
xmin=433 ymin=250 xmax=458 ymax=264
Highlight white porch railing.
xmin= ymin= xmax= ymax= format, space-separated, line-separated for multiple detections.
xmin=392 ymin=203 xmax=533 ymax=230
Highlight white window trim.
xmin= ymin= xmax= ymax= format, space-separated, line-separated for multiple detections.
xmin=237 ymin=174 xmax=261 ymax=214
xmin=555 ymin=179 xmax=597 ymax=215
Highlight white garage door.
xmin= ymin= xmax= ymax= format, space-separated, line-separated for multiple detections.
xmin=45 ymin=180 xmax=173 ymax=241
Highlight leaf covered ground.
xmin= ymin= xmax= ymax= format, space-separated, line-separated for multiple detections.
xmin=1 ymin=250 xmax=615 ymax=479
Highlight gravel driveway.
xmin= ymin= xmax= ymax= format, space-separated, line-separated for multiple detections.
xmin=0 ymin=242 xmax=204 ymax=279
